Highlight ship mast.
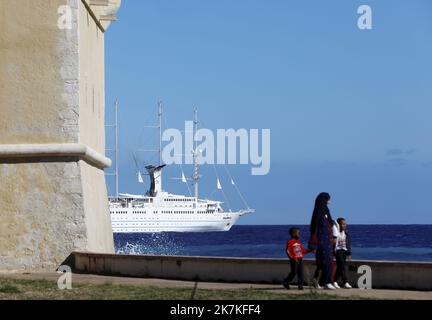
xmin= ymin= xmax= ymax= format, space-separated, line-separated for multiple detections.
xmin=136 ymin=101 xmax=165 ymax=195
xmin=115 ymin=99 xmax=119 ymax=199
xmin=193 ymin=107 xmax=199 ymax=200
xmin=105 ymin=99 xmax=119 ymax=199
xmin=158 ymin=100 xmax=162 ymax=166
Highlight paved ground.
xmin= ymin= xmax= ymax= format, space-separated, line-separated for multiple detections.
xmin=2 ymin=273 xmax=431 ymax=300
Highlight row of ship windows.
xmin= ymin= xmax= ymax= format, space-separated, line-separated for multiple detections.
xmin=111 ymin=211 xmax=153 ymax=214
xmin=111 ymin=211 xmax=213 ymax=215
xmin=165 ymin=198 xmax=195 ymax=202
xmin=113 ymin=218 xmax=161 ymax=220
xmin=115 ymin=229 xmax=161 ymax=232
xmin=162 ymin=211 xmax=214 ymax=214
xmin=168 ymin=205 xmax=195 ymax=208
xmin=113 ymin=220 xmax=215 ymax=222
xmin=112 ymin=224 xmax=220 ymax=227
xmin=114 ymin=223 xmax=160 ymax=226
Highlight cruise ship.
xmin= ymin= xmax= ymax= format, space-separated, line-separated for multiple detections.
xmin=107 ymin=103 xmax=254 ymax=233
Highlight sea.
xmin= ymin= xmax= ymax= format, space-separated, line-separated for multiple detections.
xmin=114 ymin=225 xmax=432 ymax=262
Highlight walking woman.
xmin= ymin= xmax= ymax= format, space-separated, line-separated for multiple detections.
xmin=308 ymin=192 xmax=337 ymax=290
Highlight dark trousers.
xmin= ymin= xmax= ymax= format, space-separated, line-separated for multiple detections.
xmin=334 ymin=250 xmax=348 ymax=284
xmin=283 ymin=259 xmax=304 ymax=285
xmin=315 ymin=247 xmax=333 ymax=286
xmin=313 ymin=264 xmax=322 ymax=285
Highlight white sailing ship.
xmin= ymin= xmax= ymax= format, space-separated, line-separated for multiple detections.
xmin=107 ymin=102 xmax=254 ymax=233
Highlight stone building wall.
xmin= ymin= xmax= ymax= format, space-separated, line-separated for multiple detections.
xmin=0 ymin=0 xmax=121 ymax=271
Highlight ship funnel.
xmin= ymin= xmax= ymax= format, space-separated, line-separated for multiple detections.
xmin=145 ymin=164 xmax=166 ymax=196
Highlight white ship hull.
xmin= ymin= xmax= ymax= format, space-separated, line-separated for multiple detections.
xmin=111 ymin=211 xmax=241 ymax=233
xmin=109 ymin=192 xmax=253 ymax=233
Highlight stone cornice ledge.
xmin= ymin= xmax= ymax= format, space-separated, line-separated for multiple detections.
xmin=83 ymin=0 xmax=122 ymax=32
xmin=0 ymin=144 xmax=111 ymax=169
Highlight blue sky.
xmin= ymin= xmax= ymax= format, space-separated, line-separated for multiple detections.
xmin=104 ymin=0 xmax=432 ymax=224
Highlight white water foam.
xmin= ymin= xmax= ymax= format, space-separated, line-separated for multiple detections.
xmin=115 ymin=233 xmax=185 ymax=256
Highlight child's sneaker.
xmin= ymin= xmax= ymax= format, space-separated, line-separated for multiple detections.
xmin=298 ymin=285 xmax=304 ymax=290
xmin=282 ymin=281 xmax=290 ymax=290
xmin=325 ymin=283 xmax=337 ymax=290
xmin=333 ymin=282 xmax=341 ymax=289
xmin=343 ymin=283 xmax=352 ymax=289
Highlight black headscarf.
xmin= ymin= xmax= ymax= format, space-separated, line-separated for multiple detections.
xmin=308 ymin=192 xmax=333 ymax=249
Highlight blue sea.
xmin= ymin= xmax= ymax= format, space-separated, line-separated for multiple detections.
xmin=114 ymin=225 xmax=432 ymax=262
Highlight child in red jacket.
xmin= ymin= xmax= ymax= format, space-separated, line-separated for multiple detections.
xmin=282 ymin=227 xmax=312 ymax=290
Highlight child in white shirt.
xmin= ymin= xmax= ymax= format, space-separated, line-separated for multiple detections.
xmin=332 ymin=217 xmax=352 ymax=289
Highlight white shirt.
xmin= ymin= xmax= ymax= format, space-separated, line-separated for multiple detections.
xmin=333 ymin=223 xmax=348 ymax=251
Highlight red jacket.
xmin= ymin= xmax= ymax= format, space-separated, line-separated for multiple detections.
xmin=286 ymin=239 xmax=308 ymax=261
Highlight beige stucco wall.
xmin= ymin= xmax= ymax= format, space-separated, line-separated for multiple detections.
xmin=79 ymin=2 xmax=105 ymax=154
xmin=0 ymin=161 xmax=87 ymax=271
xmin=0 ymin=0 xmax=119 ymax=271
xmin=0 ymin=0 xmax=79 ymax=144
xmin=77 ymin=2 xmax=114 ymax=251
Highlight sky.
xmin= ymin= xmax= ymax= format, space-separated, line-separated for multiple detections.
xmin=104 ymin=0 xmax=432 ymax=224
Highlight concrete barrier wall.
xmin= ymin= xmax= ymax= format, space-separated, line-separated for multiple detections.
xmin=71 ymin=252 xmax=432 ymax=291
